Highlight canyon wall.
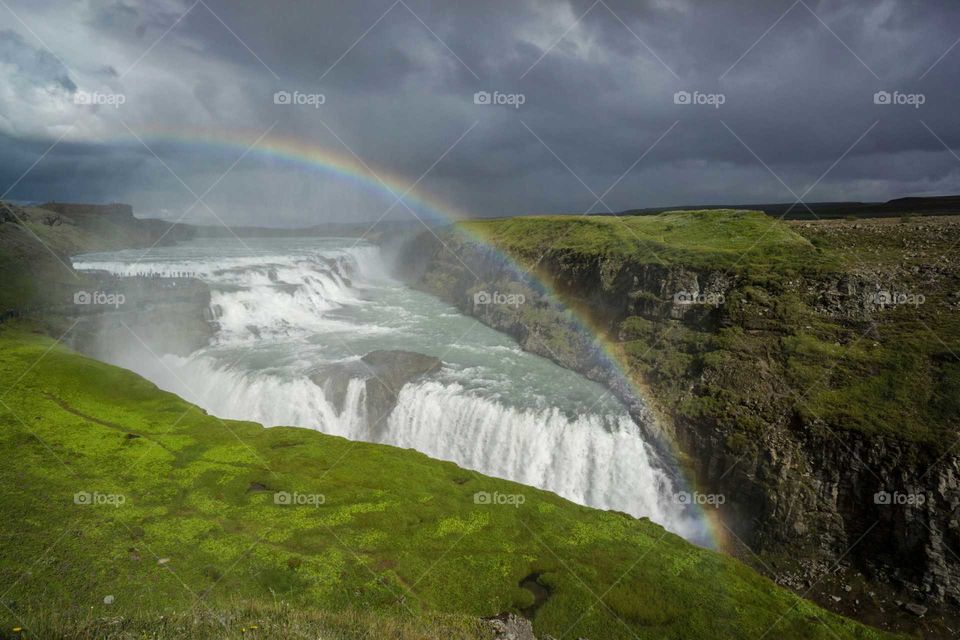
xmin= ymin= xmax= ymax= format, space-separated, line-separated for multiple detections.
xmin=397 ymin=226 xmax=960 ymax=616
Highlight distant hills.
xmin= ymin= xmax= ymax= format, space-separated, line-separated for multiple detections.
xmin=611 ymin=194 xmax=960 ymax=220
xmin=16 ymin=194 xmax=960 ymax=242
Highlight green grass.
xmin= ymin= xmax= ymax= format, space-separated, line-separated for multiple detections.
xmin=0 ymin=326 xmax=895 ymax=639
xmin=1 ymin=603 xmax=494 ymax=640
xmin=462 ymin=210 xmax=833 ymax=272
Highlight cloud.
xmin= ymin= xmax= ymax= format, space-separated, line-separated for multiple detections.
xmin=0 ymin=0 xmax=958 ymax=225
xmin=0 ymin=29 xmax=78 ymax=138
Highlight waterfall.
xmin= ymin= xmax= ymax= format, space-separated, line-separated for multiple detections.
xmin=73 ymin=238 xmax=702 ymax=541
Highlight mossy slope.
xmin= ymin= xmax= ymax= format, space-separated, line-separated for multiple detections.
xmin=463 ymin=210 xmax=830 ymax=272
xmin=0 ymin=327 xmax=894 ymax=639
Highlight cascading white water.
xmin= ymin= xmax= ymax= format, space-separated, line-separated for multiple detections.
xmin=74 ymin=238 xmax=703 ymax=541
xmin=386 ymin=381 xmax=678 ymax=525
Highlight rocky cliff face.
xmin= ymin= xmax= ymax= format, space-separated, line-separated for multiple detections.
xmin=65 ymin=273 xmax=215 ymax=358
xmin=0 ymin=201 xmax=214 ymax=356
xmin=397 ymin=223 xmax=960 ymax=628
xmin=40 ymin=202 xmax=136 ymax=221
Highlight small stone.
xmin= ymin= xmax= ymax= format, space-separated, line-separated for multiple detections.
xmin=157 ymin=557 xmax=170 ymax=565
xmin=103 ymin=595 xmax=114 ymax=605
xmin=904 ymin=603 xmax=927 ymax=617
xmin=831 ymin=596 xmax=842 ymax=602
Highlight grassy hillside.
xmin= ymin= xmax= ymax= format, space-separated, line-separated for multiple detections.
xmin=462 ymin=210 xmax=833 ymax=272
xmin=0 ymin=326 xmax=894 ymax=639
xmin=0 ymin=216 xmax=77 ymax=315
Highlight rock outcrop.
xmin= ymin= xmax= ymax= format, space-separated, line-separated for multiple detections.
xmin=482 ymin=613 xmax=538 ymax=640
xmin=310 ymin=350 xmax=442 ymax=434
xmin=66 ymin=273 xmax=215 ymax=357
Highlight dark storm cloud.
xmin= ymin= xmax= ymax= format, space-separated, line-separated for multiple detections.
xmin=1 ymin=0 xmax=959 ymax=224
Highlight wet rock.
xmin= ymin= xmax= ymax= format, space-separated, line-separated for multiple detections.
xmin=310 ymin=350 xmax=441 ymax=436
xmin=905 ymin=603 xmax=928 ymax=617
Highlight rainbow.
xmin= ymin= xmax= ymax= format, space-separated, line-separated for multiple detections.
xmin=107 ymin=126 xmax=473 ymax=224
xmin=107 ymin=127 xmax=727 ymax=549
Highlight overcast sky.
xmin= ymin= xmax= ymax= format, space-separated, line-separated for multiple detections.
xmin=1 ymin=0 xmax=959 ymax=227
